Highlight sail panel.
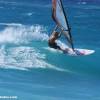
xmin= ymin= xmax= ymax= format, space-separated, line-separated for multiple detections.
xmin=56 ymin=0 xmax=68 ymax=30
xmin=52 ymin=0 xmax=74 ymax=50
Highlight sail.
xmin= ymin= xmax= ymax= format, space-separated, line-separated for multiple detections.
xmin=52 ymin=0 xmax=74 ymax=50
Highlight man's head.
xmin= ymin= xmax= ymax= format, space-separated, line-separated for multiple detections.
xmin=54 ymin=32 xmax=59 ymax=38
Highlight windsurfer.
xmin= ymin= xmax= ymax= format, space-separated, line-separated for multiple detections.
xmin=48 ymin=31 xmax=61 ymax=50
xmin=48 ymin=0 xmax=74 ymax=53
xmin=48 ymin=31 xmax=70 ymax=53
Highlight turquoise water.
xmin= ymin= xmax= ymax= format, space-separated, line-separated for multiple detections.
xmin=0 ymin=0 xmax=100 ymax=100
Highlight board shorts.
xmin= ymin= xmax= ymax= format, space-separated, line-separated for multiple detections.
xmin=48 ymin=41 xmax=61 ymax=50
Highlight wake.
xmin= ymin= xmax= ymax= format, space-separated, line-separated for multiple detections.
xmin=0 ymin=23 xmax=48 ymax=44
xmin=0 ymin=24 xmax=69 ymax=72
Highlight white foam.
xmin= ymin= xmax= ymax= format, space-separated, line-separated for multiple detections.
xmin=21 ymin=12 xmax=35 ymax=17
xmin=26 ymin=13 xmax=33 ymax=16
xmin=44 ymin=47 xmax=62 ymax=54
xmin=0 ymin=24 xmax=48 ymax=44
xmin=0 ymin=46 xmax=68 ymax=72
xmin=77 ymin=1 xmax=87 ymax=5
xmin=0 ymin=23 xmax=23 ymax=26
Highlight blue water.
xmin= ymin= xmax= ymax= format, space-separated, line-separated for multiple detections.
xmin=0 ymin=0 xmax=100 ymax=100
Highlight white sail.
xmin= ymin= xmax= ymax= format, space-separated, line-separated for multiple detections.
xmin=56 ymin=0 xmax=68 ymax=30
xmin=52 ymin=0 xmax=74 ymax=50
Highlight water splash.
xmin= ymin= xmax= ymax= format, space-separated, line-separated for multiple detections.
xmin=0 ymin=45 xmax=67 ymax=72
xmin=0 ymin=24 xmax=48 ymax=44
xmin=0 ymin=24 xmax=71 ymax=72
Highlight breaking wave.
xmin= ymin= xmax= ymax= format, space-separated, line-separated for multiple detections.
xmin=0 ymin=23 xmax=68 ymax=72
xmin=0 ymin=23 xmax=48 ymax=44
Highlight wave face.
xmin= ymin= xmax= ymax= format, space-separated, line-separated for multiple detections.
xmin=0 ymin=0 xmax=100 ymax=100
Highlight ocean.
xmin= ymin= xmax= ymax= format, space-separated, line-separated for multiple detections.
xmin=0 ymin=0 xmax=100 ymax=100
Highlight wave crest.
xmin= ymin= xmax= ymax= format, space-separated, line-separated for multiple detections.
xmin=0 ymin=24 xmax=48 ymax=44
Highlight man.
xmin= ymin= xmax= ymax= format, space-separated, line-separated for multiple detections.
xmin=50 ymin=0 xmax=62 ymax=50
xmin=48 ymin=31 xmax=71 ymax=53
xmin=48 ymin=0 xmax=72 ymax=53
xmin=48 ymin=31 xmax=62 ymax=50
